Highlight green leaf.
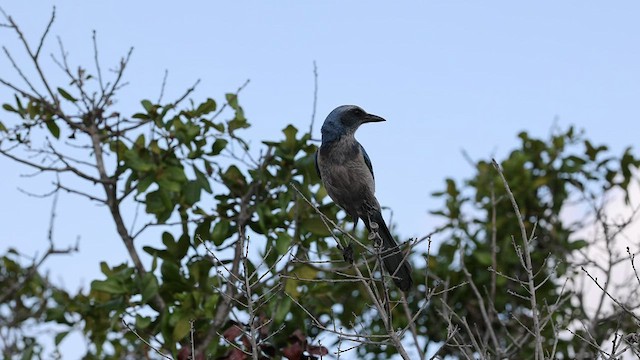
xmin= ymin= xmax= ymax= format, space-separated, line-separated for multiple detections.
xmin=132 ymin=112 xmax=149 ymax=120
xmin=183 ymin=180 xmax=201 ymax=205
xmin=141 ymin=99 xmax=153 ymax=112
xmin=137 ymin=175 xmax=154 ymax=193
xmin=2 ymin=103 xmax=17 ymax=113
xmin=21 ymin=341 xmax=35 ymax=360
xmin=221 ymin=165 xmax=247 ymax=194
xmin=57 ymin=87 xmax=77 ymax=102
xmin=46 ymin=306 xmax=67 ymax=323
xmin=195 ymin=219 xmax=211 ymax=242
xmin=275 ymin=232 xmax=292 ymax=254
xmin=54 ymin=330 xmax=70 ymax=345
xmin=225 ymin=93 xmax=238 ymax=110
xmin=110 ymin=139 xmax=128 ymax=160
xmin=173 ymin=317 xmax=191 ymax=341
xmin=473 ymin=251 xmax=493 ymax=266
xmin=228 ymin=115 xmax=248 ymax=133
xmin=91 ymin=278 xmax=126 ymax=294
xmin=274 ymin=296 xmax=291 ymax=323
xmin=149 ymin=140 xmax=161 ymax=155
xmin=134 ymin=133 xmax=146 ymax=148
xmin=283 ymin=124 xmax=298 ymax=149
xmin=194 ymin=166 xmax=212 ymax=193
xmin=100 ymin=261 xmax=111 ymax=276
xmin=211 ymin=138 xmax=228 ymax=156
xmin=124 ymin=149 xmax=153 ymax=172
xmin=146 ymin=190 xmax=173 ymax=222
xmin=212 ymin=121 xmax=225 ymax=132
xmin=140 ymin=273 xmax=159 ymax=304
xmin=46 ymin=120 xmax=60 ymax=139
xmin=304 ymin=217 xmax=332 ymax=236
xmin=161 ymin=261 xmax=182 ymax=284
xmin=163 ymin=165 xmax=187 ymax=183
xmin=151 ymin=254 xmax=158 ymax=272
xmin=212 ymin=220 xmax=230 ymax=246
xmin=157 ymin=178 xmax=182 ymax=193
xmin=136 ymin=315 xmax=152 ymax=330
xmin=196 ymin=98 xmax=217 ymax=114
xmin=14 ymin=94 xmax=25 ymax=113
xmin=287 ymin=266 xmax=318 ymax=298
xmin=162 ymin=231 xmax=176 ymax=251
xmin=175 ymin=234 xmax=190 ymax=258
xmin=143 ymin=246 xmax=171 ymax=260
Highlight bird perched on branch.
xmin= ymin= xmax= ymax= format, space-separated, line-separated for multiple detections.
xmin=315 ymin=105 xmax=413 ymax=291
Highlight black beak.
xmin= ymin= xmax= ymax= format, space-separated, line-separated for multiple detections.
xmin=363 ymin=113 xmax=386 ymax=123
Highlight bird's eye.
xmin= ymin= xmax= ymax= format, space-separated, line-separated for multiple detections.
xmin=352 ymin=107 xmax=365 ymax=116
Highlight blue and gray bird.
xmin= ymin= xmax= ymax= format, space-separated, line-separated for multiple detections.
xmin=315 ymin=105 xmax=413 ymax=291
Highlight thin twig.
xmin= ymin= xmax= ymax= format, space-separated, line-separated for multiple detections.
xmin=581 ymin=266 xmax=640 ymax=323
xmin=309 ymin=61 xmax=318 ymax=136
xmin=92 ymin=30 xmax=105 ymax=94
xmin=157 ymin=69 xmax=169 ymax=103
xmin=122 ymin=319 xmax=172 ymax=360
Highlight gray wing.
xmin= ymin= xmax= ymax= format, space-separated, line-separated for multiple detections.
xmin=315 ymin=150 xmax=321 ymax=179
xmin=359 ymin=143 xmax=374 ymax=179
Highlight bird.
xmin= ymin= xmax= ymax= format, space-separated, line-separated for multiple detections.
xmin=315 ymin=105 xmax=413 ymax=291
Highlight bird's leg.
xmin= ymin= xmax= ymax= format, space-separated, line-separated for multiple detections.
xmin=351 ymin=215 xmax=360 ymax=235
xmin=337 ymin=217 xmax=356 ymax=264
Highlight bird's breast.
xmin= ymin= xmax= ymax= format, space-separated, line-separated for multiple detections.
xmin=317 ymin=139 xmax=376 ymax=211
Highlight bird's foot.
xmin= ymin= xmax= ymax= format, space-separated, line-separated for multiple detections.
xmin=367 ymin=221 xmax=383 ymax=247
xmin=339 ymin=243 xmax=354 ymax=263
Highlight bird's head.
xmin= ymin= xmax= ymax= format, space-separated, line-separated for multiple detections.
xmin=320 ymin=105 xmax=386 ymax=143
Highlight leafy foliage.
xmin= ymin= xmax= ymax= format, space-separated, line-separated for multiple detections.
xmin=423 ymin=127 xmax=640 ymax=358
xmin=2 ymin=9 xmax=640 ymax=360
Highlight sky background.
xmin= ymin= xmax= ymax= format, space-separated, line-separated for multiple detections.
xmin=2 ymin=1 xmax=640 ymax=358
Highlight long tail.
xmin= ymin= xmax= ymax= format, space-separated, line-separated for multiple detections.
xmin=365 ymin=211 xmax=413 ymax=291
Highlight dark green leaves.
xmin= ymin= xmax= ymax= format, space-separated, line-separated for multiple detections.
xmin=211 ymin=220 xmax=231 ymax=245
xmin=2 ymin=104 xmax=17 ymax=112
xmin=225 ymin=93 xmax=239 ymax=109
xmin=221 ymin=165 xmax=247 ymax=195
xmin=0 ymin=82 xmax=363 ymax=358
xmin=140 ymin=273 xmax=159 ymax=303
xmin=211 ymin=138 xmax=228 ymax=155
xmin=45 ymin=120 xmax=60 ymax=139
xmin=196 ymin=98 xmax=216 ymax=114
xmin=57 ymin=87 xmax=77 ymax=102
xmin=90 ymin=262 xmax=135 ymax=296
xmin=91 ymin=277 xmax=127 ymax=295
xmin=146 ymin=189 xmax=173 ymax=222
xmin=302 ymin=217 xmax=332 ymax=237
xmin=428 ymin=126 xmax=640 ymax=358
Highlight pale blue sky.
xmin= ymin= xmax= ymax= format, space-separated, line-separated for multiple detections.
xmin=2 ymin=2 xmax=640 ymax=358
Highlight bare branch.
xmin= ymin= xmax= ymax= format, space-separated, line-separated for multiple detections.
xmin=492 ymin=159 xmax=544 ymax=360
xmin=460 ymin=248 xmax=502 ymax=355
xmin=0 ymin=147 xmax=107 ymax=184
xmin=309 ymin=60 xmax=318 ymax=136
xmin=157 ymin=69 xmax=169 ymax=104
xmin=92 ymin=30 xmax=105 ymax=94
xmin=170 ymin=78 xmax=200 ymax=107
xmin=34 ymin=6 xmax=56 ymax=59
xmin=581 ymin=266 xmax=640 ymax=323
xmin=2 ymin=46 xmax=44 ymax=99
